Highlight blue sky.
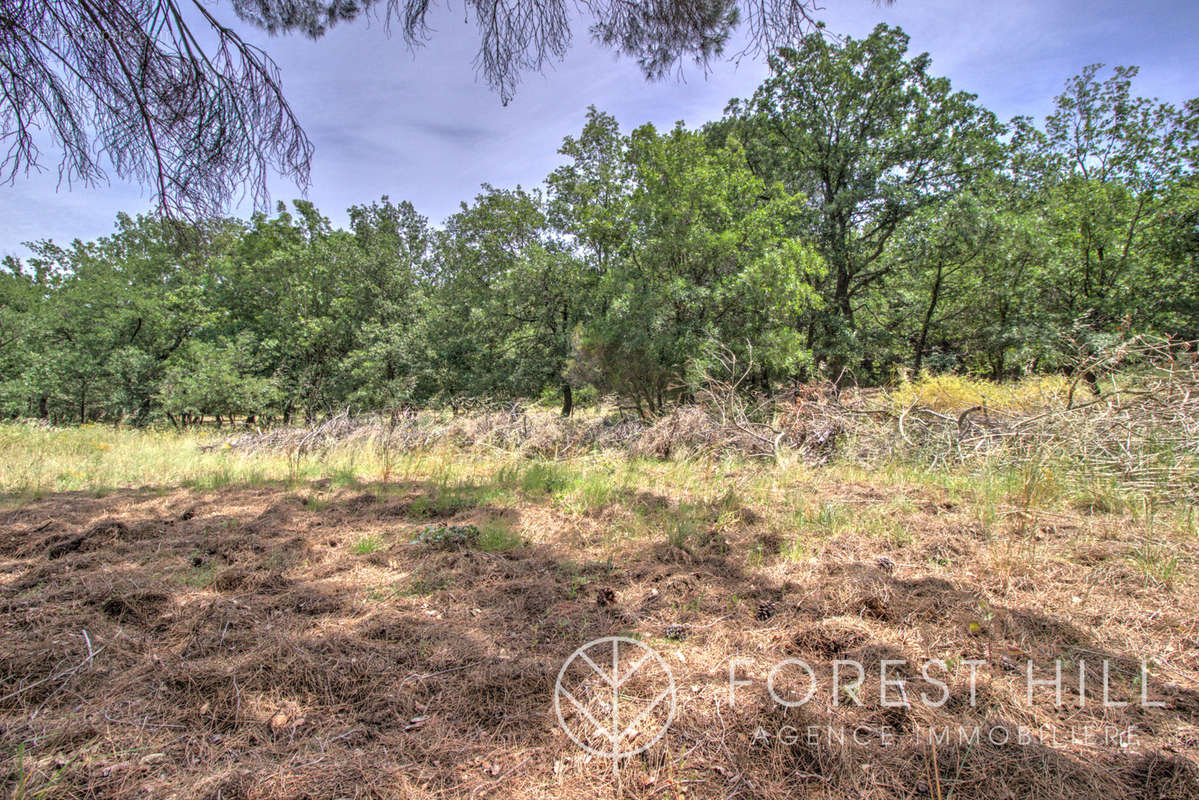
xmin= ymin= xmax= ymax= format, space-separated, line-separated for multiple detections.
xmin=2 ymin=0 xmax=1196 ymax=254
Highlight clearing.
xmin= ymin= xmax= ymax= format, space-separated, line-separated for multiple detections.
xmin=1 ymin=420 xmax=1198 ymax=799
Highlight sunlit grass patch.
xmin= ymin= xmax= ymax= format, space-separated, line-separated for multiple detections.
xmin=516 ymin=460 xmax=572 ymax=495
xmin=408 ymin=485 xmax=481 ymax=518
xmin=351 ymin=534 xmax=385 ymax=555
xmin=1128 ymin=540 xmax=1181 ymax=588
xmin=1070 ymin=476 xmax=1131 ymax=515
xmin=0 ymin=422 xmax=298 ymax=497
xmin=556 ymin=466 xmax=626 ymax=516
xmin=888 ymin=371 xmax=1082 ymax=413
xmin=476 ymin=519 xmax=524 ymax=551
xmin=800 ymin=500 xmax=852 ymax=536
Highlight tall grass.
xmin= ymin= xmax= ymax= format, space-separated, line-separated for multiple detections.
xmin=0 ymin=422 xmax=424 ymax=498
xmin=2 ymin=401 xmax=1192 ymax=549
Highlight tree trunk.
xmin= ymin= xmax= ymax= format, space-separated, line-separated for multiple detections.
xmin=913 ymin=261 xmax=945 ymax=374
xmin=560 ymin=383 xmax=573 ymax=417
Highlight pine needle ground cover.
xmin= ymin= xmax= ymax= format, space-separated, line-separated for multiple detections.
xmin=1 ymin=405 xmax=1197 ymax=799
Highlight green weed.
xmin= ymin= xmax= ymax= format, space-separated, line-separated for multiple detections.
xmin=351 ymin=534 xmax=385 ymax=555
xmin=476 ymin=520 xmax=524 ymax=551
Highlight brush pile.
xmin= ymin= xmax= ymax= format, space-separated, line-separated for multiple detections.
xmin=865 ymin=336 xmax=1199 ymax=499
xmin=214 ymin=337 xmax=1199 ymax=498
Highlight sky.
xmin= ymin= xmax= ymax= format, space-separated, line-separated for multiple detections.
xmin=2 ymin=0 xmax=1197 ymax=255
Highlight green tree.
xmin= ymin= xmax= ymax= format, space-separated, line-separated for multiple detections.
xmin=425 ymin=186 xmax=591 ymax=414
xmin=727 ymin=24 xmax=1002 ymax=379
xmin=338 ymin=198 xmax=432 ymax=408
xmin=573 ymin=122 xmax=823 ymax=415
xmin=158 ymin=336 xmax=281 ymax=426
xmin=1038 ymin=65 xmax=1198 ymax=337
xmin=873 ymin=175 xmax=1050 ymax=378
xmin=0 ymin=256 xmax=51 ymax=418
xmin=7 ymin=216 xmax=216 ymax=423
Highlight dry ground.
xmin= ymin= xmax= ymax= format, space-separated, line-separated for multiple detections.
xmin=2 ymin=464 xmax=1199 ymax=799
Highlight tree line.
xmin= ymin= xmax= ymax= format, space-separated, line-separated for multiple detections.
xmin=2 ymin=25 xmax=1196 ymax=425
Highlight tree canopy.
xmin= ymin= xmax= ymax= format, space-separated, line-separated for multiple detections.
xmin=724 ymin=25 xmax=1003 ymax=376
xmin=1 ymin=0 xmax=851 ymax=215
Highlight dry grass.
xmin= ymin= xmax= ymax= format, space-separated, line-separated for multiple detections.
xmin=1 ymin=421 xmax=1198 ymax=798
xmin=152 ymin=336 xmax=1195 ymax=506
xmin=888 ymin=373 xmax=1078 ymax=414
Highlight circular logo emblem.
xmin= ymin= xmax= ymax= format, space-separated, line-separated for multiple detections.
xmin=554 ymin=636 xmax=676 ymax=760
